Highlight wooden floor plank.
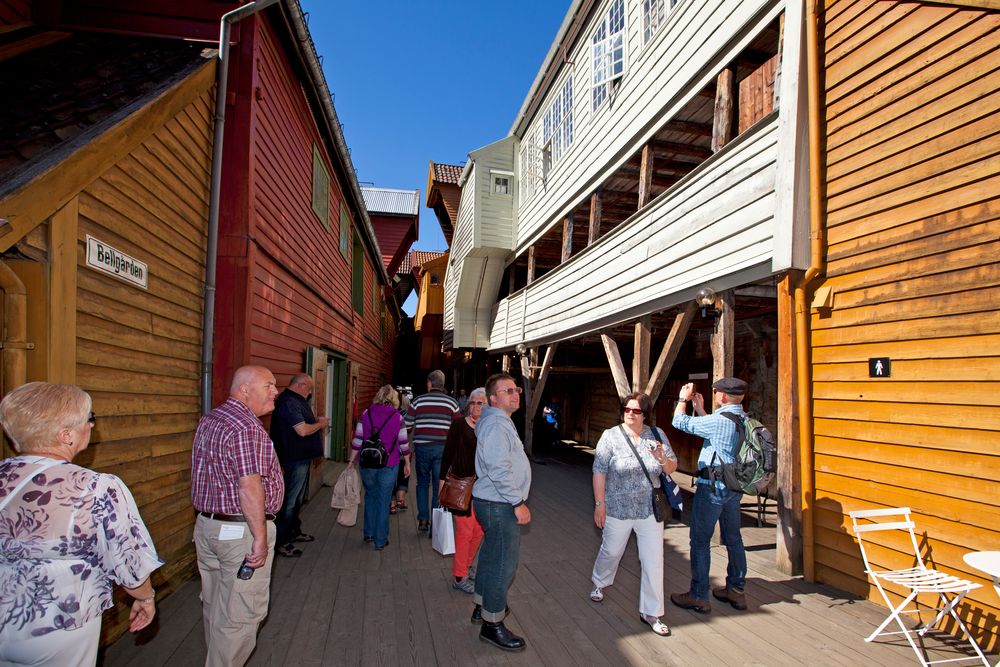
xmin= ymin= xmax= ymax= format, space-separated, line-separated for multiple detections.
xmin=100 ymin=455 xmax=997 ymax=667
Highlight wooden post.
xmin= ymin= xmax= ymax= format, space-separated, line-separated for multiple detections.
xmin=527 ymin=245 xmax=536 ymax=284
xmin=710 ymin=289 xmax=735 ymax=408
xmin=588 ymin=191 xmax=602 ymax=246
xmin=601 ymin=334 xmax=631 ymax=401
xmin=502 ymin=354 xmax=511 ymax=373
xmin=520 ymin=352 xmax=534 ymax=455
xmin=712 ymin=66 xmax=736 ymax=152
xmin=645 ymin=302 xmax=697 ymax=404
xmin=773 ymin=12 xmax=785 ymax=109
xmin=561 ymin=213 xmax=573 ymax=263
xmin=49 ymin=197 xmax=79 ymax=384
xmin=528 ymin=344 xmax=557 ymax=423
xmin=776 ymin=272 xmax=802 ymax=574
xmin=632 ymin=315 xmax=651 ymax=393
xmin=638 ymin=144 xmax=654 ymax=209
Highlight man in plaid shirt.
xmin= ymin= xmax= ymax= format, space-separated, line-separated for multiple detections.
xmin=191 ymin=365 xmax=283 ymax=667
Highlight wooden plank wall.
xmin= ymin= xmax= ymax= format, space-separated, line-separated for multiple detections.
xmin=815 ymin=0 xmax=1000 ymax=648
xmin=250 ymin=18 xmax=393 ymax=410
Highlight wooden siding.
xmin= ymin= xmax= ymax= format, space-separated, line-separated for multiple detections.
xmin=442 ymin=177 xmax=476 ymax=344
xmin=247 ymin=17 xmax=393 ymax=410
xmin=491 ymin=115 xmax=779 ymax=349
xmin=814 ymin=0 xmax=1000 ymax=649
xmin=472 ymin=137 xmax=517 ymax=250
xmin=515 ymin=0 xmax=781 ymax=251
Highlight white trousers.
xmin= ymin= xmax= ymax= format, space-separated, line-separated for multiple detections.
xmin=591 ymin=514 xmax=665 ymax=617
xmin=0 ymin=614 xmax=101 ymax=667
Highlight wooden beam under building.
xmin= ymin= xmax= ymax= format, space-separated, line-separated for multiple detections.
xmin=776 ymin=272 xmax=801 ymax=575
xmin=632 ymin=315 xmax=651 ymax=392
xmin=601 ymin=334 xmax=631 ymax=401
xmin=711 ymin=289 xmax=735 ymax=408
xmin=645 ymin=302 xmax=697 ymax=405
xmin=638 ymin=144 xmax=654 ymax=209
xmin=588 ymin=191 xmax=602 ymax=245
xmin=562 ymin=213 xmax=573 ymax=263
xmin=712 ymin=65 xmax=736 ymax=152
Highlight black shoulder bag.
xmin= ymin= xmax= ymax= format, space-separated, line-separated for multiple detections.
xmin=619 ymin=425 xmax=669 ymax=523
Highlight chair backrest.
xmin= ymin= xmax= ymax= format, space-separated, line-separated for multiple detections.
xmin=849 ymin=507 xmax=926 ymax=574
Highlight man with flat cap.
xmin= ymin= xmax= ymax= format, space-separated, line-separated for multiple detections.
xmin=670 ymin=377 xmax=751 ymax=614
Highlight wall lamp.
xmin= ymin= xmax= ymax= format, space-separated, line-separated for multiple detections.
xmin=695 ymin=287 xmax=721 ymax=321
xmin=515 ymin=343 xmax=528 ymax=357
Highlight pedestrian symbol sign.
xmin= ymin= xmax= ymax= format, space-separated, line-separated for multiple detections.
xmin=869 ymin=358 xmax=891 ymax=378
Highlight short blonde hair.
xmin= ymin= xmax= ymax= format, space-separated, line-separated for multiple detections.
xmin=373 ymin=384 xmax=399 ymax=408
xmin=0 ymin=382 xmax=92 ymax=453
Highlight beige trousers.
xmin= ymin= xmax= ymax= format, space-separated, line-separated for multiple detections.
xmin=194 ymin=515 xmax=276 ymax=667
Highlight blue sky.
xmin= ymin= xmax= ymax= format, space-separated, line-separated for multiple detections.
xmin=300 ymin=0 xmax=569 ymax=258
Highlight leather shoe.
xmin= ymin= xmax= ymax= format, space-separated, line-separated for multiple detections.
xmin=670 ymin=591 xmax=711 ymax=613
xmin=713 ymin=586 xmax=747 ymax=610
xmin=479 ymin=621 xmax=525 ymax=652
xmin=471 ymin=604 xmax=510 ymax=625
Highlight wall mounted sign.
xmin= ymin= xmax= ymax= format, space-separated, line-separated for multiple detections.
xmin=869 ymin=358 xmax=890 ymax=378
xmin=86 ymin=235 xmax=148 ymax=289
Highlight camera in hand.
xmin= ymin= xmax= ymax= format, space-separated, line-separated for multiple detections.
xmin=237 ymin=558 xmax=254 ymax=580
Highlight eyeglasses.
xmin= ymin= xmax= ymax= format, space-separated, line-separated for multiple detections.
xmin=494 ymin=387 xmax=523 ymax=396
xmin=87 ymin=412 xmax=97 ymax=425
xmin=469 ymin=400 xmax=486 ymax=406
xmin=623 ymin=407 xmax=644 ymax=415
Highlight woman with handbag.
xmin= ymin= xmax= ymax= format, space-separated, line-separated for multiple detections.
xmin=438 ymin=387 xmax=486 ymax=593
xmin=590 ymin=391 xmax=678 ymax=636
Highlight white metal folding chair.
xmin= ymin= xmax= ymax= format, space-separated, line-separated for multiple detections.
xmin=849 ymin=507 xmax=989 ymax=666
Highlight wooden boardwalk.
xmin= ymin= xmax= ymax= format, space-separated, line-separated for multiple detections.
xmin=102 ymin=448 xmax=995 ymax=666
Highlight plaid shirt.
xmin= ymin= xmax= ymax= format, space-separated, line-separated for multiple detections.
xmin=672 ymin=403 xmax=745 ymax=489
xmin=191 ymin=398 xmax=284 ymax=515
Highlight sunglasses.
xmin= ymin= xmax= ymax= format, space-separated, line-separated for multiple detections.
xmin=87 ymin=412 xmax=97 ymax=425
xmin=494 ymin=387 xmax=523 ymax=396
xmin=623 ymin=407 xmax=644 ymax=415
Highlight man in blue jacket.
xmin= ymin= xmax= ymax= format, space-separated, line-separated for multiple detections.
xmin=670 ymin=377 xmax=750 ymax=614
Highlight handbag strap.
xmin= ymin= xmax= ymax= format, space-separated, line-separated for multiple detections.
xmin=0 ymin=458 xmax=63 ymax=513
xmin=619 ymin=425 xmax=657 ymax=489
xmin=366 ymin=409 xmax=398 ymax=454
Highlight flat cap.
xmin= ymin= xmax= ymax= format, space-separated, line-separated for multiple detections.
xmin=712 ymin=377 xmax=748 ymax=395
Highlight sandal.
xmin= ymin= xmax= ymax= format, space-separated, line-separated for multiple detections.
xmin=640 ymin=614 xmax=671 ymax=636
xmin=396 ymin=499 xmax=407 ymax=511
xmin=389 ymin=501 xmax=398 ymax=515
xmin=590 ymin=587 xmax=604 ymax=602
xmin=276 ymin=543 xmax=303 ymax=558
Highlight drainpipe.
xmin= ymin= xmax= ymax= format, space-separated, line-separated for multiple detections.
xmin=200 ymin=0 xmax=280 ymax=414
xmin=795 ymin=0 xmax=825 ymax=582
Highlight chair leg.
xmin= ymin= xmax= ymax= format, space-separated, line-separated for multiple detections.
xmin=924 ymin=591 xmax=990 ymax=666
xmin=867 ymin=590 xmax=919 ymax=643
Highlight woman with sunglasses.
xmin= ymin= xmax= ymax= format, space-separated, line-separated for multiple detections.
xmin=0 ymin=382 xmax=162 ymax=666
xmin=589 ymin=391 xmax=677 ymax=637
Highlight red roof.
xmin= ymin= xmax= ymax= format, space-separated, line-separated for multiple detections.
xmin=432 ymin=162 xmax=464 ymax=185
xmin=398 ymin=250 xmax=446 ymax=277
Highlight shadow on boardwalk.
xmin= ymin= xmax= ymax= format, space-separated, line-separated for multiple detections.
xmin=102 ymin=446 xmax=994 ymax=666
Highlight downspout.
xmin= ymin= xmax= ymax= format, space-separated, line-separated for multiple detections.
xmin=795 ymin=0 xmax=825 ymax=582
xmin=200 ymin=0 xmax=280 ymax=414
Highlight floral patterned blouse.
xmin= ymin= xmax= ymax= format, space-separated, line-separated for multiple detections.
xmin=592 ymin=425 xmax=677 ymax=521
xmin=0 ymin=456 xmax=162 ymax=639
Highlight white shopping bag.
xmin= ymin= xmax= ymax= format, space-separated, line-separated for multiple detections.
xmin=431 ymin=506 xmax=455 ymax=556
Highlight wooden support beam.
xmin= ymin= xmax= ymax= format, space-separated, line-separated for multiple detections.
xmin=710 ymin=289 xmax=735 ymax=408
xmin=649 ymin=140 xmax=713 ymax=161
xmin=588 ymin=191 xmax=602 ymax=246
xmin=773 ymin=12 xmax=784 ymax=109
xmin=527 ymin=245 xmax=536 ymax=284
xmin=49 ymin=197 xmax=78 ymax=384
xmin=601 ymin=334 xmax=631 ymax=401
xmin=520 ymin=353 xmax=533 ymax=417
xmin=663 ymin=120 xmax=714 ymax=137
xmin=645 ymin=302 xmax=697 ymax=404
xmin=527 ymin=344 xmax=558 ymax=422
xmin=561 ymin=213 xmax=573 ymax=263
xmin=712 ymin=66 xmax=736 ymax=152
xmin=638 ymin=144 xmax=654 ymax=209
xmin=632 ymin=315 xmax=651 ymax=392
xmin=502 ymin=354 xmax=511 ymax=373
xmin=776 ymin=272 xmax=801 ymax=574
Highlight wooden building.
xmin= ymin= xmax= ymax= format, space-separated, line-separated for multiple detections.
xmin=0 ymin=0 xmax=404 ymax=644
xmin=442 ymin=0 xmax=998 ymax=650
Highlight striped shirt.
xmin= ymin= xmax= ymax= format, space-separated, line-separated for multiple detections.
xmin=404 ymin=389 xmax=460 ymax=446
xmin=191 ymin=398 xmax=284 ymax=515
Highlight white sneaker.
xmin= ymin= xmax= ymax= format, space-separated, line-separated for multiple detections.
xmin=590 ymin=587 xmax=604 ymax=602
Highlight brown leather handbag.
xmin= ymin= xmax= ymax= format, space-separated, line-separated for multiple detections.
xmin=439 ymin=470 xmax=475 ymax=512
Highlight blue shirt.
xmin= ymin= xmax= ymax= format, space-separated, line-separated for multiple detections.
xmin=672 ymin=404 xmax=745 ymax=488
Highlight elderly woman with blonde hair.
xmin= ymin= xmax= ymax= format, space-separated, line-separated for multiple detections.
xmin=348 ymin=384 xmax=410 ymax=551
xmin=0 ymin=382 xmax=162 ymax=666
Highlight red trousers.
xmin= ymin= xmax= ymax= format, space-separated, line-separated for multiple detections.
xmin=452 ymin=504 xmax=484 ymax=578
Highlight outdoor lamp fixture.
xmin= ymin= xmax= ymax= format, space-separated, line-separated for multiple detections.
xmin=696 ymin=287 xmax=721 ymax=321
xmin=515 ymin=343 xmax=528 ymax=357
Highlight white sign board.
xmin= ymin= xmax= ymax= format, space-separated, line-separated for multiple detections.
xmin=86 ymin=235 xmax=148 ymax=289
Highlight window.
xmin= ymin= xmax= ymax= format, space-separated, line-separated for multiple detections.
xmin=592 ymin=0 xmax=626 ymax=112
xmin=491 ymin=170 xmax=514 ymax=195
xmin=542 ymin=76 xmax=574 ymax=180
xmin=519 ymin=127 xmax=543 ymax=200
xmin=311 ymin=145 xmax=330 ymax=228
xmin=352 ymin=230 xmax=364 ymax=315
xmin=642 ymin=0 xmax=677 ymax=44
xmin=429 ymin=272 xmax=440 ymax=286
xmin=339 ymin=204 xmax=350 ymax=259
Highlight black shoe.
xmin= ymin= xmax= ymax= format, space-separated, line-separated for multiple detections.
xmin=471 ymin=604 xmax=483 ymax=624
xmin=363 ymin=536 xmax=373 ymax=543
xmin=479 ymin=621 xmax=525 ymax=652
xmin=417 ymin=520 xmax=429 ymax=531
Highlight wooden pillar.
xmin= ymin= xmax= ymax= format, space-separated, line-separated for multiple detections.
xmin=527 ymin=245 xmax=536 ymax=284
xmin=508 ymin=267 xmax=516 ymax=295
xmin=49 ymin=197 xmax=78 ymax=384
xmin=561 ymin=213 xmax=573 ymax=263
xmin=524 ymin=344 xmax=557 ymax=457
xmin=712 ymin=65 xmax=736 ymax=153
xmin=632 ymin=315 xmax=651 ymax=393
xmin=637 ymin=144 xmax=654 ymax=209
xmin=645 ymin=302 xmax=697 ymax=404
xmin=710 ymin=289 xmax=735 ymax=408
xmin=502 ymin=354 xmax=511 ymax=373
xmin=601 ymin=334 xmax=631 ymax=401
xmin=588 ymin=191 xmax=602 ymax=246
xmin=776 ymin=272 xmax=802 ymax=574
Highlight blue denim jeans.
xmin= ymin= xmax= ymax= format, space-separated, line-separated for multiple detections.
xmin=276 ymin=459 xmax=310 ymax=546
xmin=360 ymin=464 xmax=398 ymax=548
xmin=688 ymin=483 xmax=746 ymax=599
xmin=472 ymin=498 xmax=521 ymax=622
xmin=414 ymin=444 xmax=444 ymax=522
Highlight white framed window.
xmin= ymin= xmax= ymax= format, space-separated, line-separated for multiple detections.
xmin=592 ymin=0 xmax=626 ymax=112
xmin=519 ymin=127 xmax=543 ymax=201
xmin=491 ymin=170 xmax=513 ymax=196
xmin=542 ymin=76 xmax=574 ymax=180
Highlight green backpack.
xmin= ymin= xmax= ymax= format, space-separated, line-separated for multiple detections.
xmin=717 ymin=412 xmax=777 ymax=495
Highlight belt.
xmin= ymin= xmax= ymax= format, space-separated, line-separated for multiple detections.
xmin=197 ymin=511 xmax=276 ymax=522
